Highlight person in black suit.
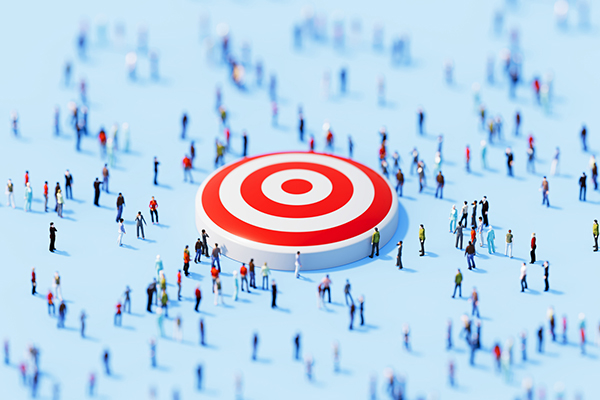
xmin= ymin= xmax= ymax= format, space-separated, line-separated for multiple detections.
xmin=542 ymin=261 xmax=550 ymax=292
xmin=93 ymin=178 xmax=102 ymax=206
xmin=396 ymin=241 xmax=403 ymax=269
xmin=579 ymin=173 xmax=587 ymax=201
xmin=479 ymin=196 xmax=489 ymax=226
xmin=49 ymin=222 xmax=57 ymax=252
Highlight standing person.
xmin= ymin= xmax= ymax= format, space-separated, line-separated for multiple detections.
xmin=147 ymin=279 xmax=156 ymax=312
xmin=242 ymin=131 xmax=248 ymax=157
xmin=240 ymin=264 xmax=250 ymax=292
xmin=181 ymin=113 xmax=188 ymax=139
xmin=23 ymin=183 xmax=32 ymax=212
xmin=294 ymin=334 xmax=301 ymax=360
xmin=194 ymin=238 xmax=203 ymax=263
xmin=417 ymin=107 xmax=425 ymax=135
xmin=153 ymin=157 xmax=160 ymax=185
xmin=481 ymin=140 xmax=488 ymax=169
xmin=211 ymin=243 xmax=221 ymax=271
xmin=541 ymin=177 xmax=550 ymax=207
xmin=116 ymin=193 xmax=125 ymax=222
xmin=530 ymin=233 xmax=537 ymax=263
xmin=465 ymin=146 xmax=471 ymax=172
xmin=183 ymin=155 xmax=193 ymax=182
xmin=93 ymin=178 xmax=102 ymax=206
xmin=64 ymin=170 xmax=74 ymax=200
xmin=593 ymin=219 xmax=599 ymax=252
xmin=194 ymin=285 xmax=201 ymax=312
xmin=56 ymin=189 xmax=64 ymax=218
xmin=579 ymin=313 xmax=586 ymax=354
xmin=579 ymin=173 xmax=587 ymax=201
xmin=135 ymin=211 xmax=147 ymax=239
xmin=477 ymin=217 xmax=484 ymax=247
xmin=321 ymin=275 xmax=332 ymax=303
xmin=344 ymin=280 xmax=353 ymax=305
xmin=149 ymin=196 xmax=158 ymax=224
xmin=30 ymin=267 xmax=37 ymax=295
xmin=5 ymin=179 xmax=15 ymax=208
xmin=479 ymin=196 xmax=489 ymax=226
xmin=294 ymin=251 xmax=302 ymax=279
xmin=470 ymin=201 xmax=478 ymax=229
xmin=123 ymin=286 xmax=131 ymax=313
xmin=53 ymin=271 xmax=63 ymax=301
xmin=459 ymin=201 xmax=468 ymax=227
xmin=213 ymin=277 xmax=223 ymax=305
xmin=435 ymin=171 xmax=445 ymax=199
xmin=396 ymin=241 xmax=403 ymax=269
xmin=49 ymin=222 xmax=57 ymax=252
xmin=465 ymin=241 xmax=476 ymax=270
xmin=271 ymin=280 xmax=277 ymax=308
xmin=506 ymin=148 xmax=514 ymax=177
xmin=449 ymin=205 xmax=458 ymax=232
xmin=252 ymin=334 xmax=259 ymax=360
xmin=47 ymin=291 xmax=55 ymax=315
xmin=161 ymin=289 xmax=169 ymax=316
xmin=542 ymin=261 xmax=550 ymax=291
xmin=471 ymin=287 xmax=480 ymax=318
xmin=348 ymin=136 xmax=354 ymax=158
xmin=520 ymin=263 xmax=528 ymax=292
xmin=58 ymin=301 xmax=67 ymax=328
xmin=349 ymin=303 xmax=356 ymax=330
xmin=298 ymin=107 xmax=305 ymax=141
xmin=80 ymin=311 xmax=86 ymax=338
xmin=551 ymin=147 xmax=560 ymax=176
xmin=487 ymin=226 xmax=496 ymax=254
xmin=249 ymin=258 xmax=256 ymax=289
xmin=201 ymin=229 xmax=210 ymax=256
xmin=358 ymin=295 xmax=365 ymax=325
xmin=454 ymin=222 xmax=464 ymax=250
xmin=581 ymin=125 xmax=588 ymax=151
xmin=183 ymin=245 xmax=191 ymax=276
xmin=43 ymin=181 xmax=48 ymax=212
xmin=419 ymin=224 xmax=426 ymax=256
xmin=369 ymin=227 xmax=380 ymax=258
xmin=452 ymin=269 xmax=462 ymax=298
xmin=102 ymin=164 xmax=109 ymax=193
xmin=117 ymin=219 xmax=126 ymax=246
xmin=505 ymin=230 xmax=513 ymax=258
xmin=114 ymin=301 xmax=122 ymax=326
xmin=395 ymin=168 xmax=404 ymax=196
xmin=261 ymin=263 xmax=270 ymax=290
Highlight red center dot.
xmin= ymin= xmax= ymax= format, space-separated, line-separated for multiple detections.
xmin=281 ymin=179 xmax=313 ymax=195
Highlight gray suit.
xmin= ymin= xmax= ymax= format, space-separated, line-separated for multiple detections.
xmin=454 ymin=224 xmax=464 ymax=249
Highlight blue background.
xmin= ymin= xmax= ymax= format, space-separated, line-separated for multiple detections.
xmin=0 ymin=0 xmax=599 ymax=398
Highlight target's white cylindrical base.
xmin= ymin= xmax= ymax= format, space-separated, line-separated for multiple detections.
xmin=195 ymin=152 xmax=399 ymax=271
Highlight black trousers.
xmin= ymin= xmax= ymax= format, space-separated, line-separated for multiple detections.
xmin=459 ymin=214 xmax=467 ymax=227
xmin=482 ymin=213 xmax=488 ymax=226
xmin=94 ymin=190 xmax=100 ymax=206
xmin=594 ymin=234 xmax=598 ymax=251
xmin=530 ymin=247 xmax=536 ymax=263
xmin=455 ymin=233 xmax=463 ymax=249
xmin=420 ymin=239 xmax=425 ymax=255
xmin=544 ymin=276 xmax=549 ymax=291
xmin=195 ymin=297 xmax=201 ymax=311
xmin=323 ymin=287 xmax=331 ymax=303
xmin=49 ymin=236 xmax=56 ymax=251
xmin=147 ymin=295 xmax=152 ymax=312
xmin=370 ymin=242 xmax=379 ymax=257
xmin=150 ymin=209 xmax=158 ymax=223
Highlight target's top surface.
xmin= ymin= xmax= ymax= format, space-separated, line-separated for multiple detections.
xmin=195 ymin=152 xmax=399 ymax=270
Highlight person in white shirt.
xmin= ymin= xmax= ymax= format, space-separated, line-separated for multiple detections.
xmin=520 ymin=263 xmax=528 ymax=292
xmin=294 ymin=251 xmax=302 ymax=279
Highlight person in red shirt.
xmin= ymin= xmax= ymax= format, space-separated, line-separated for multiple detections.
xmin=194 ymin=285 xmax=202 ymax=312
xmin=31 ymin=268 xmax=36 ymax=295
xmin=114 ymin=302 xmax=122 ymax=326
xmin=530 ymin=233 xmax=537 ymax=264
xmin=493 ymin=343 xmax=501 ymax=372
xmin=470 ymin=228 xmax=477 ymax=247
xmin=149 ymin=196 xmax=159 ymax=224
xmin=466 ymin=146 xmax=471 ymax=172
xmin=47 ymin=291 xmax=55 ymax=315
xmin=24 ymin=171 xmax=29 ymax=186
xmin=240 ymin=264 xmax=250 ymax=293
xmin=183 ymin=246 xmax=191 ymax=277
xmin=98 ymin=128 xmax=107 ymax=157
xmin=309 ymin=135 xmax=315 ymax=152
xmin=183 ymin=155 xmax=193 ymax=183
xmin=43 ymin=181 xmax=49 ymax=212
xmin=177 ymin=270 xmax=182 ymax=301
xmin=211 ymin=267 xmax=219 ymax=293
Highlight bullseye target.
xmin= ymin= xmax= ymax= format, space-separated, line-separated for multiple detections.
xmin=195 ymin=152 xmax=399 ymax=270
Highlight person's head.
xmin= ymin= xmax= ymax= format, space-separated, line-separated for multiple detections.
xmin=595 ymin=220 xmax=598 ymax=224
xmin=197 ymin=238 xmax=201 ymax=241
xmin=508 ymin=229 xmax=512 ymax=233
xmin=104 ymin=163 xmax=107 ymax=167
xmin=215 ymin=243 xmax=219 ymax=247
xmin=374 ymin=227 xmax=378 ymax=232
xmin=118 ymin=192 xmax=122 ymax=196
xmin=543 ymin=176 xmax=546 ymax=180
xmin=522 ymin=262 xmax=526 ymax=267
xmin=532 ymin=233 xmax=536 ymax=237
xmin=185 ymin=245 xmax=189 ymax=249
xmin=326 ymin=274 xmax=330 ymax=278
xmin=398 ymin=241 xmax=402 ymax=246
xmin=297 ymin=251 xmax=300 ymax=255
xmin=201 ymin=229 xmax=205 ymax=233
xmin=120 ymin=218 xmax=124 ymax=223
xmin=464 ymin=201 xmax=467 ymax=205
xmin=479 ymin=217 xmax=482 ymax=221
xmin=420 ymin=224 xmax=424 ymax=228
xmin=45 ymin=181 xmax=48 ymax=184
xmin=468 ymin=241 xmax=472 ymax=245
xmin=457 ymin=268 xmax=461 ymax=273
xmin=250 ymin=258 xmax=254 ymax=263
xmin=483 ymin=196 xmax=487 ymax=200
xmin=25 ymin=170 xmax=28 ymax=174
xmin=138 ymin=211 xmax=141 ymax=215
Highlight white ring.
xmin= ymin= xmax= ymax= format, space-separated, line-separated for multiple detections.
xmin=219 ymin=153 xmax=374 ymax=233
xmin=261 ymin=169 xmax=332 ymax=206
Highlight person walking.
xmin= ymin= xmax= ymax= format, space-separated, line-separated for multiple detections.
xmin=202 ymin=229 xmax=210 ymax=256
xmin=541 ymin=177 xmax=550 ymax=207
xmin=135 ymin=211 xmax=147 ymax=239
xmin=419 ymin=224 xmax=426 ymax=256
xmin=369 ymin=227 xmax=380 ymax=258
xmin=58 ymin=301 xmax=67 ymax=328
xmin=102 ymin=164 xmax=109 ymax=193
xmin=149 ymin=196 xmax=159 ymax=224
xmin=453 ymin=269 xmax=462 ymax=298
xmin=240 ymin=264 xmax=250 ymax=292
xmin=579 ymin=173 xmax=587 ymax=201
xmin=459 ymin=201 xmax=468 ymax=227
xmin=449 ymin=205 xmax=458 ymax=233
xmin=116 ymin=193 xmax=125 ymax=222
xmin=344 ymin=280 xmax=353 ymax=305
xmin=147 ymin=279 xmax=156 ymax=312
xmin=31 ymin=268 xmax=37 ymax=295
xmin=93 ymin=178 xmax=102 ymax=206
xmin=505 ymin=230 xmax=513 ymax=258
xmin=249 ymin=258 xmax=256 ymax=289
xmin=43 ymin=181 xmax=48 ymax=212
xmin=23 ymin=183 xmax=32 ymax=212
xmin=506 ymin=147 xmax=514 ymax=176
xmin=211 ymin=243 xmax=221 ymax=271
xmin=5 ymin=179 xmax=15 ymax=208
xmin=261 ymin=262 xmax=270 ymax=290
xmin=64 ymin=170 xmax=74 ymax=200
xmin=321 ymin=275 xmax=332 ymax=303
xmin=477 ymin=217 xmax=484 ymax=247
xmin=56 ymin=189 xmax=64 ymax=218
xmin=47 ymin=291 xmax=55 ymax=315
xmin=395 ymin=168 xmax=404 ymax=196
xmin=542 ymin=261 xmax=550 ymax=291
xmin=530 ymin=233 xmax=537 ymax=263
xmin=358 ymin=296 xmax=365 ymax=325
xmin=396 ymin=241 xmax=403 ymax=269
xmin=465 ymin=241 xmax=476 ymax=270
xmin=594 ymin=219 xmax=599 ymax=252
xmin=183 ymin=155 xmax=193 ymax=183
xmin=520 ymin=263 xmax=528 ymax=292
xmin=153 ymin=157 xmax=160 ymax=185
xmin=194 ymin=238 xmax=203 ymax=263
xmin=487 ymin=226 xmax=496 ymax=254
xmin=471 ymin=287 xmax=480 ymax=318
xmin=49 ymin=222 xmax=58 ymax=252
xmin=117 ymin=219 xmax=126 ymax=246
xmin=177 ymin=270 xmax=182 ymax=300
xmin=479 ymin=196 xmax=489 ymax=226
xmin=435 ymin=171 xmax=445 ymax=199
xmin=349 ymin=303 xmax=356 ymax=330
xmin=114 ymin=301 xmax=122 ymax=326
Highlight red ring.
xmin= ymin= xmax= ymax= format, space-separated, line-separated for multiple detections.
xmin=241 ymin=162 xmax=352 ymax=218
xmin=202 ymin=152 xmax=392 ymax=247
xmin=281 ymin=179 xmax=312 ymax=195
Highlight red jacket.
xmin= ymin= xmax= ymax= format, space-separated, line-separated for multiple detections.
xmin=531 ymin=237 xmax=536 ymax=249
xmin=184 ymin=251 xmax=190 ymax=263
xmin=47 ymin=292 xmax=53 ymax=305
xmin=177 ymin=271 xmax=182 ymax=284
xmin=25 ymin=173 xmax=29 ymax=185
xmin=183 ymin=157 xmax=192 ymax=169
xmin=116 ymin=303 xmax=122 ymax=315
xmin=195 ymin=287 xmax=201 ymax=300
xmin=43 ymin=183 xmax=48 ymax=196
xmin=471 ymin=229 xmax=476 ymax=241
xmin=240 ymin=265 xmax=248 ymax=277
xmin=149 ymin=199 xmax=158 ymax=210
xmin=211 ymin=267 xmax=219 ymax=279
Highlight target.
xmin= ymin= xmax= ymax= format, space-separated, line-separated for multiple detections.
xmin=195 ymin=152 xmax=399 ymax=270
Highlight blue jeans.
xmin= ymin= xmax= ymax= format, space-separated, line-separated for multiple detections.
xmin=467 ymin=254 xmax=475 ymax=269
xmin=211 ymin=256 xmax=221 ymax=271
xmin=435 ymin=184 xmax=443 ymax=198
xmin=116 ymin=205 xmax=123 ymax=222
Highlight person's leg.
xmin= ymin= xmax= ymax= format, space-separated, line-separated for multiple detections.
xmin=452 ymin=284 xmax=457 ymax=298
xmin=376 ymin=242 xmax=379 ymax=256
xmin=459 ymin=284 xmax=461 ymax=297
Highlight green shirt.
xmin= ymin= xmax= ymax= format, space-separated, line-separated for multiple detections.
xmin=506 ymin=233 xmax=513 ymax=243
xmin=594 ymin=223 xmax=599 ymax=236
xmin=419 ymin=228 xmax=425 ymax=241
xmin=372 ymin=231 xmax=380 ymax=244
xmin=455 ymin=272 xmax=463 ymax=284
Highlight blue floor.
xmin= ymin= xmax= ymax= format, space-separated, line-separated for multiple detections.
xmin=1 ymin=0 xmax=599 ymax=398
